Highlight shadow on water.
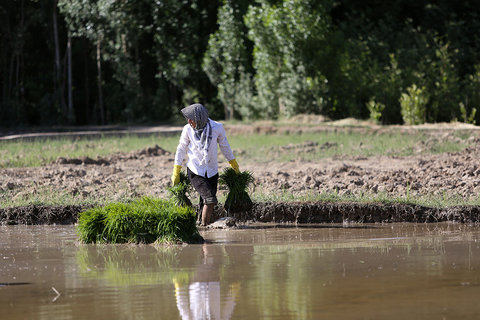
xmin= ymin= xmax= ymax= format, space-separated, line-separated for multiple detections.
xmin=0 ymin=282 xmax=31 ymax=286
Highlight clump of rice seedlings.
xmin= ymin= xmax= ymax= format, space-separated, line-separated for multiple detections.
xmin=219 ymin=168 xmax=254 ymax=213
xmin=168 ymin=171 xmax=193 ymax=207
xmin=77 ymin=197 xmax=202 ymax=244
xmin=77 ymin=207 xmax=107 ymax=243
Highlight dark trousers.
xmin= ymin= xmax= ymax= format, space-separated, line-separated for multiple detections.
xmin=187 ymin=167 xmax=219 ymax=211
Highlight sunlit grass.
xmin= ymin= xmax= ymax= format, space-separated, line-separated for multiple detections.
xmin=250 ymin=188 xmax=480 ymax=208
xmin=0 ymin=128 xmax=474 ymax=168
xmin=0 ymin=184 xmax=136 ymax=208
xmin=0 ymin=134 xmax=179 ymax=168
xmin=227 ymin=131 xmax=471 ymax=164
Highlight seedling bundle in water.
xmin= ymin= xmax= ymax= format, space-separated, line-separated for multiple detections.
xmin=77 ymin=197 xmax=202 ymax=244
xmin=168 ymin=171 xmax=192 ymax=207
xmin=219 ymin=168 xmax=254 ymax=213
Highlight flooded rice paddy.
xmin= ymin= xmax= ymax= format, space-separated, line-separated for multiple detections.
xmin=2 ymin=223 xmax=480 ymax=319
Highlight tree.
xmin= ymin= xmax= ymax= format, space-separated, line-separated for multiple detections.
xmin=203 ymin=0 xmax=254 ymax=120
xmin=58 ymin=0 xmax=112 ymax=124
xmin=245 ymin=0 xmax=332 ymax=118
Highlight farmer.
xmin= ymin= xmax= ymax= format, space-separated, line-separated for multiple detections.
xmin=171 ymin=103 xmax=239 ymax=226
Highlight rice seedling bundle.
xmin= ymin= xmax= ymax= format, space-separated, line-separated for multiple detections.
xmin=219 ymin=168 xmax=254 ymax=213
xmin=168 ymin=171 xmax=193 ymax=207
xmin=77 ymin=197 xmax=202 ymax=244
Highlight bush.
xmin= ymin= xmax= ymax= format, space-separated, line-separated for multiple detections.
xmin=77 ymin=197 xmax=202 ymax=244
xmin=400 ymin=84 xmax=428 ymax=125
xmin=366 ymin=98 xmax=385 ymax=124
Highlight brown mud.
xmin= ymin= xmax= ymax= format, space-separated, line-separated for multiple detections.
xmin=2 ymin=202 xmax=480 ymax=226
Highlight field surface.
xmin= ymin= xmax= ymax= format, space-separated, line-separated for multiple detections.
xmin=1 ymin=117 xmax=480 ymax=220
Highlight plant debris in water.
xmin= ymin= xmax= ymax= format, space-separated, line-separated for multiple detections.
xmin=219 ymin=168 xmax=254 ymax=213
xmin=168 ymin=171 xmax=193 ymax=207
xmin=77 ymin=197 xmax=202 ymax=244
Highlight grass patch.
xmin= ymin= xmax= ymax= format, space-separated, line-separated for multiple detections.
xmin=0 ymin=183 xmax=137 ymax=209
xmin=1 ymin=127 xmax=476 ymax=168
xmin=77 ymin=197 xmax=202 ymax=244
xmin=250 ymin=188 xmax=480 ymax=208
xmin=219 ymin=168 xmax=254 ymax=213
xmin=227 ymin=130 xmax=472 ymax=164
xmin=0 ymin=134 xmax=179 ymax=168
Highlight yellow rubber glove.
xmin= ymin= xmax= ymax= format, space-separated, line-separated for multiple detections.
xmin=171 ymin=165 xmax=182 ymax=186
xmin=228 ymin=159 xmax=240 ymax=174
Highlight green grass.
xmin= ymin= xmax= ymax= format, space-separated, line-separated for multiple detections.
xmin=0 ymin=134 xmax=179 ymax=168
xmin=0 ymin=183 xmax=136 ymax=208
xmin=1 ymin=128 xmax=474 ymax=168
xmin=250 ymin=188 xmax=480 ymax=208
xmin=77 ymin=197 xmax=202 ymax=244
xmin=229 ymin=131 xmax=470 ymax=164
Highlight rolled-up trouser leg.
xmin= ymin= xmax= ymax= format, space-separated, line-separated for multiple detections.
xmin=187 ymin=167 xmax=219 ymax=206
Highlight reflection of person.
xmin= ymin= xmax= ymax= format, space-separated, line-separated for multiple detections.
xmin=174 ymin=244 xmax=239 ymax=320
xmin=171 ymin=103 xmax=240 ymax=226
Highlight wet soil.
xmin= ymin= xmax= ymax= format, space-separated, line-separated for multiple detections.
xmin=2 ymin=201 xmax=480 ymax=226
xmin=2 ymin=121 xmax=480 ymax=225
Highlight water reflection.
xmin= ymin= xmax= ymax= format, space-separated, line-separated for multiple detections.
xmin=175 ymin=244 xmax=239 ymax=320
xmin=77 ymin=245 xmax=192 ymax=286
xmin=2 ymin=224 xmax=480 ymax=319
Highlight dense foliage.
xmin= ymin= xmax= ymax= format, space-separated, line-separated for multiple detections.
xmin=1 ymin=0 xmax=479 ymax=126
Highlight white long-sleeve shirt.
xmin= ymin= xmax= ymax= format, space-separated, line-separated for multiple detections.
xmin=174 ymin=119 xmax=235 ymax=178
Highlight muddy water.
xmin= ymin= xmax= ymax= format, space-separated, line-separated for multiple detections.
xmin=2 ymin=224 xmax=480 ymax=319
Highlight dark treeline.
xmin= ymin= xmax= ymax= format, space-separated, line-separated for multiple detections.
xmin=1 ymin=0 xmax=480 ymax=127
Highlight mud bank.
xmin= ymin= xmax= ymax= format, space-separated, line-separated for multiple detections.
xmin=2 ymin=202 xmax=480 ymax=225
xmin=232 ymin=202 xmax=480 ymax=224
xmin=0 ymin=204 xmax=91 ymax=225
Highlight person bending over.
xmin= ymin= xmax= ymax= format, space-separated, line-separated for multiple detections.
xmin=171 ymin=103 xmax=239 ymax=226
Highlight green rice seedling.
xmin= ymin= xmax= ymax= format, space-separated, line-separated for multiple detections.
xmin=168 ymin=171 xmax=193 ymax=207
xmin=77 ymin=207 xmax=107 ymax=243
xmin=219 ymin=168 xmax=254 ymax=213
xmin=77 ymin=197 xmax=202 ymax=244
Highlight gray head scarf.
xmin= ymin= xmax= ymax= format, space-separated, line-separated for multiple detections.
xmin=181 ymin=103 xmax=209 ymax=129
xmin=181 ymin=103 xmax=212 ymax=165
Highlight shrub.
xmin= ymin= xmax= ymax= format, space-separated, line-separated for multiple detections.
xmin=400 ymin=84 xmax=429 ymax=125
xmin=77 ymin=197 xmax=202 ymax=244
xmin=459 ymin=102 xmax=477 ymax=125
xmin=366 ymin=98 xmax=385 ymax=124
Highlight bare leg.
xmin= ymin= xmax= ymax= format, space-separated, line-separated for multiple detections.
xmin=202 ymin=204 xmax=215 ymax=226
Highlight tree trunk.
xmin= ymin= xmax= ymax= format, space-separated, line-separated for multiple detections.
xmin=52 ymin=0 xmax=66 ymax=121
xmin=96 ymin=36 xmax=105 ymax=125
xmin=83 ymin=38 xmax=90 ymax=124
xmin=18 ymin=0 xmax=25 ymax=122
xmin=1 ymin=36 xmax=7 ymax=110
xmin=8 ymin=49 xmax=15 ymax=103
xmin=67 ymin=33 xmax=74 ymax=123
